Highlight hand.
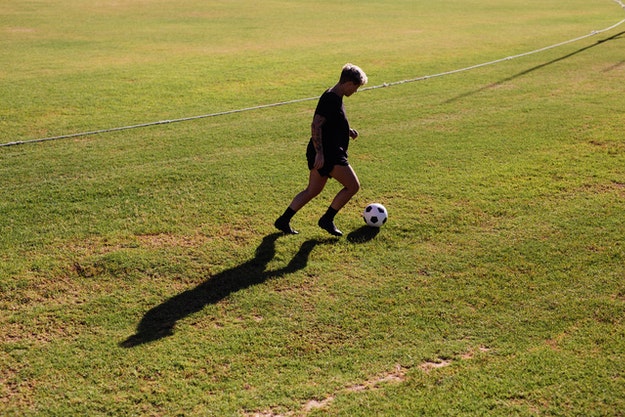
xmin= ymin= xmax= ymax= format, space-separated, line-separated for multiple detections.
xmin=314 ymin=153 xmax=325 ymax=170
xmin=349 ymin=129 xmax=359 ymax=139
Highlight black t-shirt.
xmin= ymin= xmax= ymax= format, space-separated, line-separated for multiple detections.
xmin=314 ymin=90 xmax=350 ymax=159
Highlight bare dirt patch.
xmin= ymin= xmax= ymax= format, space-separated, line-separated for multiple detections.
xmin=247 ymin=364 xmax=407 ymax=416
xmin=247 ymin=347 xmax=494 ymax=416
xmin=346 ymin=364 xmax=407 ymax=392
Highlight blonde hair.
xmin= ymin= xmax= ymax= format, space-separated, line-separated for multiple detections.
xmin=340 ymin=63 xmax=368 ymax=86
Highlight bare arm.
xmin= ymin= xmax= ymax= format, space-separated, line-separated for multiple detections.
xmin=311 ymin=114 xmax=326 ymax=169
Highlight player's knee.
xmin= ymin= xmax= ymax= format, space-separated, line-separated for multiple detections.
xmin=349 ymin=180 xmax=360 ymax=195
xmin=307 ymin=186 xmax=323 ymax=198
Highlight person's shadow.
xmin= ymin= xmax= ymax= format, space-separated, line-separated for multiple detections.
xmin=120 ymin=233 xmax=333 ymax=347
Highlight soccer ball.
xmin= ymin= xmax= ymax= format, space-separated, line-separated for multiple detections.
xmin=363 ymin=203 xmax=388 ymax=227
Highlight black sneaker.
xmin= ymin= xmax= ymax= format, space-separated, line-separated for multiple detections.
xmin=274 ymin=217 xmax=298 ymax=235
xmin=318 ymin=217 xmax=343 ymax=237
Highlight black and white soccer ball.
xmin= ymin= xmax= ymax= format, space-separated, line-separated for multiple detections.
xmin=363 ymin=203 xmax=388 ymax=227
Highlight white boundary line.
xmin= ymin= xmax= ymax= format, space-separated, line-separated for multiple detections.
xmin=2 ymin=7 xmax=624 ymax=148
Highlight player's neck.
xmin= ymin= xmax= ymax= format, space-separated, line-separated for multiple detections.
xmin=329 ymin=84 xmax=345 ymax=97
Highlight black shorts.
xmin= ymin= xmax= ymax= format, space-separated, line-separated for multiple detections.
xmin=306 ymin=141 xmax=349 ymax=178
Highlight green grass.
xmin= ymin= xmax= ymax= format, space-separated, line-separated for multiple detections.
xmin=2 ymin=0 xmax=625 ymax=415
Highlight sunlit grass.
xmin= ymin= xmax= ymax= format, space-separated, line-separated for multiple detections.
xmin=1 ymin=0 xmax=624 ymax=415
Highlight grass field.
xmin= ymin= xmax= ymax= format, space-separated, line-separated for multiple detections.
xmin=2 ymin=0 xmax=625 ymax=415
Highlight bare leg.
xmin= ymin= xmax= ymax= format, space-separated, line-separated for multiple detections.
xmin=328 ymin=165 xmax=360 ymax=211
xmin=275 ymin=170 xmax=328 ymax=234
xmin=318 ymin=165 xmax=360 ymax=236
xmin=289 ymin=169 xmax=328 ymax=211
